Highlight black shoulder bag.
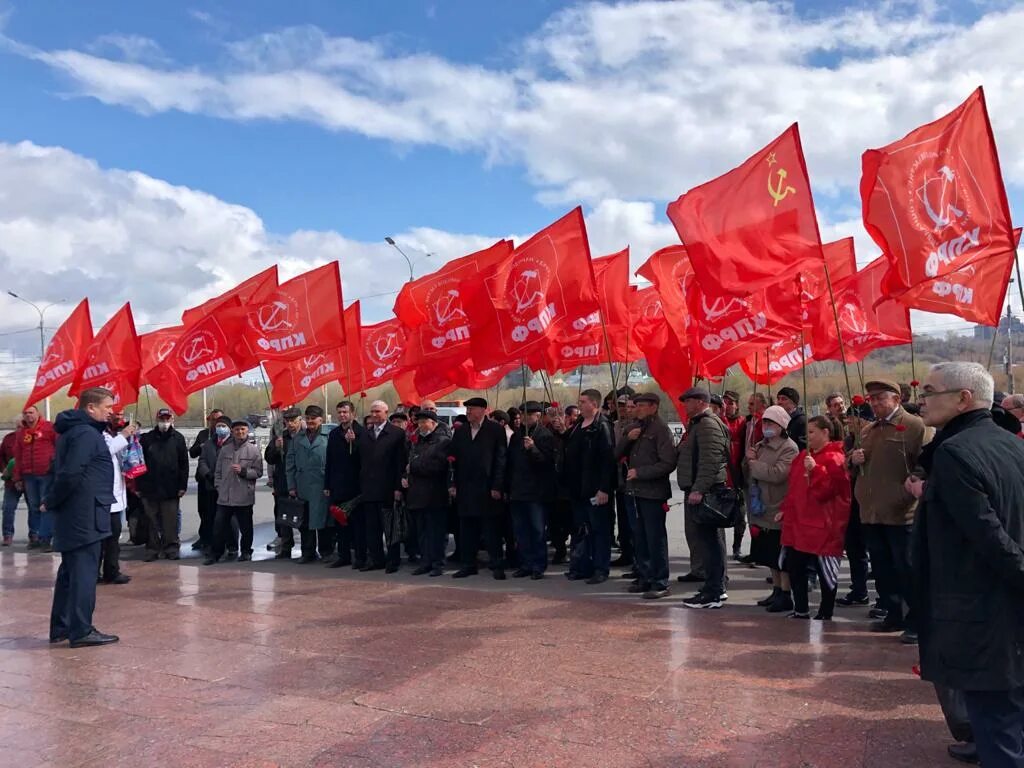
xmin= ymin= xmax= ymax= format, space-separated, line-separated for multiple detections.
xmin=688 ymin=416 xmax=740 ymax=528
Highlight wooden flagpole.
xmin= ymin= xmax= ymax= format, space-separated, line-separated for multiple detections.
xmin=799 ymin=327 xmax=809 ymax=414
xmin=823 ymin=263 xmax=855 ymax=406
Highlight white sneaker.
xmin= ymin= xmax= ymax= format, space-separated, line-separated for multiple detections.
xmin=720 ymin=592 xmax=729 ymax=601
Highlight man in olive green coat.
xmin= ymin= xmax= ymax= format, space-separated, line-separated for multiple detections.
xmin=286 ymin=405 xmax=332 ymax=563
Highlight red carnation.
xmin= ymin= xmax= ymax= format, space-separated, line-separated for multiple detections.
xmin=550 ymin=401 xmax=560 ymax=408
xmin=910 ymin=380 xmax=920 ymax=388
xmin=894 ymin=424 xmax=907 ymax=433
xmin=852 ymin=395 xmax=865 ymax=406
xmin=360 ymin=391 xmax=367 ymax=398
xmin=447 ymin=456 xmax=456 ymax=464
xmin=618 ymin=456 xmax=628 ymax=465
xmin=661 ymin=502 xmax=670 ymax=512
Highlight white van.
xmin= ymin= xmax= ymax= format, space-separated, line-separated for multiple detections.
xmin=434 ymin=401 xmax=467 ymax=427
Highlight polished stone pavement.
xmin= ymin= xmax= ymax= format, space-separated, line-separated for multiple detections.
xmin=1 ymin=530 xmax=950 ymax=768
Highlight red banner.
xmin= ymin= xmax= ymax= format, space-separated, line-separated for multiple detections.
xmin=463 ymin=208 xmax=599 ymax=370
xmin=24 ymin=299 xmax=93 ymax=410
xmin=360 ymin=316 xmax=408 ymax=390
xmin=138 ymin=326 xmax=184 ymax=385
xmin=265 ymin=347 xmax=347 ymax=408
xmin=181 ymin=266 xmax=278 ymax=327
xmin=810 ymin=257 xmax=912 ymax=364
xmin=861 ymin=87 xmax=1015 ymax=301
xmin=667 ymin=123 xmax=825 ymax=296
xmin=801 ymin=237 xmax=858 ymax=306
xmin=635 ymin=245 xmax=692 ymax=348
xmin=630 ymin=286 xmax=693 ymax=419
xmin=740 ymin=336 xmax=812 ymax=386
xmin=69 ymin=303 xmax=142 ymax=407
xmin=238 ymin=263 xmax=345 ymax=364
xmin=146 ymin=299 xmax=248 ymax=414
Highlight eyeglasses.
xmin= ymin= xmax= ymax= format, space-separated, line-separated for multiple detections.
xmin=918 ymin=388 xmax=970 ymax=400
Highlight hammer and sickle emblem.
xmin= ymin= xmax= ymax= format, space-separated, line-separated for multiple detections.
xmin=768 ymin=168 xmax=796 ymax=207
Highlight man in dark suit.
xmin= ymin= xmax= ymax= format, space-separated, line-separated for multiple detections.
xmin=357 ymin=400 xmax=408 ymax=573
xmin=913 ymin=362 xmax=1024 ymax=767
xmin=324 ymin=400 xmax=364 ymax=568
xmin=447 ymin=397 xmax=508 ymax=580
xmin=46 ymin=387 xmax=120 ymax=648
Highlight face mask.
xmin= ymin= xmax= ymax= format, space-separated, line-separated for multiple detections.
xmin=215 ymin=426 xmax=230 ymax=439
xmin=157 ymin=421 xmax=171 ymax=432
xmin=762 ymin=426 xmax=778 ymax=440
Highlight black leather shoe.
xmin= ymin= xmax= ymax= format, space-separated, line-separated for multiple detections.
xmin=105 ymin=574 xmax=131 ymax=585
xmin=275 ymin=551 xmax=292 ymax=560
xmin=452 ymin=567 xmax=477 ymax=578
xmin=328 ymin=558 xmax=349 ymax=568
xmin=69 ymin=630 xmax=119 ymax=648
xmin=165 ymin=552 xmax=180 ymax=561
xmin=627 ymin=583 xmax=649 ymax=594
xmin=619 ymin=570 xmax=639 ymax=580
xmin=836 ymin=591 xmax=869 ymax=606
xmin=190 ymin=541 xmax=203 ymax=551
xmin=203 ymin=557 xmax=218 ymax=566
xmin=900 ymin=630 xmax=919 ymax=645
xmin=298 ymin=555 xmax=318 ymax=564
xmin=429 ymin=568 xmax=444 ymax=577
xmin=757 ymin=589 xmax=780 ymax=607
xmin=870 ymin=620 xmax=903 ymax=633
xmin=144 ymin=552 xmax=159 ymax=562
xmin=237 ymin=553 xmax=251 ymax=562
xmin=643 ymin=588 xmax=670 ymax=600
xmin=512 ymin=568 xmax=531 ymax=578
xmin=530 ymin=572 xmax=544 ymax=580
xmin=565 ymin=572 xmax=588 ymax=581
xmin=49 ymin=634 xmax=67 ymax=644
xmin=585 ymin=574 xmax=608 ymax=585
xmin=946 ymin=742 xmax=979 ymax=764
xmin=676 ymin=573 xmax=703 ymax=583
xmin=869 ymin=607 xmax=889 ymax=619
xmin=360 ymin=564 xmax=382 ymax=572
xmin=352 ymin=561 xmax=366 ymax=570
xmin=384 ymin=564 xmax=399 ymax=574
xmin=412 ymin=565 xmax=431 ymax=575
xmin=492 ymin=569 xmax=506 ymax=580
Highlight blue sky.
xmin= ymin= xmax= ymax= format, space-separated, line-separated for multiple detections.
xmin=1 ymin=0 xmax=1023 ymax=390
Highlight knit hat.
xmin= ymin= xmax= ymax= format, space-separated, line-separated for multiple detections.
xmin=762 ymin=405 xmax=791 ymax=431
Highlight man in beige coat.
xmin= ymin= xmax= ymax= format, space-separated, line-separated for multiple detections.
xmin=850 ymin=379 xmax=928 ymax=642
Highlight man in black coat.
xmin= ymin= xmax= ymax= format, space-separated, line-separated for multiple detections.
xmin=403 ymin=409 xmax=451 ymax=576
xmin=264 ymin=407 xmax=302 ymax=559
xmin=188 ymin=408 xmax=225 ymax=551
xmin=45 ymin=388 xmax=120 ymax=647
xmin=447 ymin=397 xmax=508 ymax=579
xmin=506 ymin=401 xmax=555 ymax=579
xmin=357 ymin=400 xmax=407 ymax=572
xmin=324 ymin=400 xmax=364 ymax=568
xmin=137 ymin=408 xmax=188 ymax=561
xmin=562 ymin=389 xmax=616 ymax=584
xmin=912 ymin=362 xmax=1024 ymax=767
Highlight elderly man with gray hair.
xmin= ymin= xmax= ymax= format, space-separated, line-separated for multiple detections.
xmin=910 ymin=362 xmax=1024 ymax=767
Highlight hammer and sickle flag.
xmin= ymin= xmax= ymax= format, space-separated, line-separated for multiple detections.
xmin=666 ymin=123 xmax=825 ymax=297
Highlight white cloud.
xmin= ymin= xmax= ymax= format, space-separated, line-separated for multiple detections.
xmin=8 ymin=1 xmax=1024 ymax=205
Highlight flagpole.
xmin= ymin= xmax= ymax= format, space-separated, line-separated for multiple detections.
xmin=752 ymin=352 xmax=760 ymax=399
xmin=823 ymin=263 xmax=855 ymax=406
xmin=987 ymin=323 xmax=1000 ymax=371
xmin=143 ymin=384 xmax=154 ymax=424
xmin=596 ymin=311 xmax=618 ymax=397
xmin=799 ymin=328 xmax=809 ymax=414
xmin=520 ymin=360 xmax=528 ymax=406
xmin=577 ymin=365 xmax=584 ymax=401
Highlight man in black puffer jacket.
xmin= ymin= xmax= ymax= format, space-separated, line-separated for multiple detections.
xmin=563 ymin=389 xmax=616 ymax=584
xmin=403 ymin=409 xmax=451 ymax=577
xmin=506 ymin=401 xmax=556 ymax=579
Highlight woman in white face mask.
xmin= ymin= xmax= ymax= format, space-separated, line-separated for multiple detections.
xmin=743 ymin=404 xmax=800 ymax=614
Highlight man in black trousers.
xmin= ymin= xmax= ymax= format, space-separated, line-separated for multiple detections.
xmin=448 ymin=397 xmax=508 ymax=580
xmin=357 ymin=400 xmax=407 ymax=573
xmin=324 ymin=400 xmax=363 ymax=568
xmin=46 ymin=387 xmax=120 ymax=648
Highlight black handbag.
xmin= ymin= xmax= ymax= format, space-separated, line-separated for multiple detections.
xmin=275 ymin=496 xmax=307 ymax=530
xmin=687 ymin=415 xmax=741 ymax=528
xmin=383 ymin=501 xmax=409 ymax=547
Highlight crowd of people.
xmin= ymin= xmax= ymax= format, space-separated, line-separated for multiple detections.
xmin=5 ymin=361 xmax=1024 ymax=766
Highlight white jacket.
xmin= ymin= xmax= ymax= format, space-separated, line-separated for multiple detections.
xmin=103 ymin=432 xmax=129 ymax=513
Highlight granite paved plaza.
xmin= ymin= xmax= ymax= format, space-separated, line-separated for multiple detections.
xmin=0 ymin=525 xmax=949 ymax=768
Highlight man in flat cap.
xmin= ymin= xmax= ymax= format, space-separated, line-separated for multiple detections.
xmin=506 ymin=401 xmax=556 ymax=579
xmin=447 ymin=397 xmax=508 ymax=579
xmin=850 ymin=378 xmax=928 ymax=642
xmin=616 ymin=393 xmax=676 ymax=598
xmin=676 ymin=388 xmax=731 ymax=608
xmin=207 ymin=420 xmax=263 ymax=564
xmin=287 ymin=405 xmax=332 ymax=563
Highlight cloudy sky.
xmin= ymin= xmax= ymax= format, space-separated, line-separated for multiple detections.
xmin=1 ymin=0 xmax=1022 ymax=390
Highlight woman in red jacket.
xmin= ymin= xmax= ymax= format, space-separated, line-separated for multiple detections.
xmin=778 ymin=415 xmax=851 ymax=620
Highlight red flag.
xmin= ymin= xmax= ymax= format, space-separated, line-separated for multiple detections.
xmin=24 ymin=299 xmax=93 ymax=410
xmin=239 ymin=263 xmax=345 ymax=363
xmin=393 ymin=240 xmax=513 ymax=363
xmin=181 ymin=266 xmax=278 ymax=327
xmin=667 ymin=124 xmax=825 ymax=296
xmin=70 ymin=303 xmax=142 ymax=407
xmin=463 ymin=208 xmax=599 ymax=370
xmin=630 ymin=286 xmax=693 ymax=419
xmin=887 ymin=227 xmax=1021 ymax=326
xmin=393 ymin=368 xmax=458 ymax=406
xmin=360 ymin=316 xmax=408 ymax=390
xmin=801 ymin=238 xmax=858 ymax=306
xmin=688 ymin=280 xmax=802 ymax=377
xmin=740 ymin=336 xmax=812 ymax=386
xmin=544 ymin=248 xmax=632 ymax=372
xmin=146 ymin=299 xmax=248 ymax=414
xmin=138 ymin=326 xmax=184 ymax=385
xmin=635 ymin=245 xmax=692 ymax=347
xmin=811 ymin=258 xmax=912 ymax=364
xmin=862 ymin=88 xmax=1015 ymax=300
xmin=264 ymin=347 xmax=346 ymax=408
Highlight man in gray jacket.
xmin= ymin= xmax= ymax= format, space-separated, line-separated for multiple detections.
xmin=675 ymin=388 xmax=731 ymax=609
xmin=616 ymin=393 xmax=677 ymax=599
xmin=206 ymin=420 xmax=264 ymax=564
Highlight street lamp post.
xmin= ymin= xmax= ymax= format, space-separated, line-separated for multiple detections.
xmin=384 ymin=238 xmax=434 ymax=282
xmin=7 ymin=292 xmax=66 ymax=420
